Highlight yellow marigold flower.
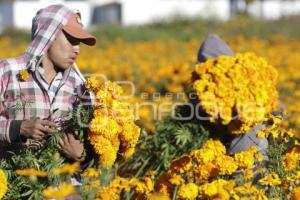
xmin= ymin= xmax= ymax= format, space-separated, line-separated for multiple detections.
xmin=233 ymin=182 xmax=268 ymax=199
xmin=243 ymin=168 xmax=254 ymax=181
xmin=177 ymin=183 xmax=198 ymax=200
xmin=96 ymin=177 xmax=130 ymax=200
xmin=81 ymin=168 xmax=100 ymax=178
xmin=111 ymin=100 xmax=135 ymax=123
xmin=234 ymin=147 xmax=258 ymax=168
xmin=99 ymin=146 xmax=118 ymax=168
xmin=281 ymin=148 xmax=300 ymax=171
xmin=169 ymin=156 xmax=192 ymax=174
xmin=86 ymin=77 xmax=102 ymax=93
xmin=89 ymin=134 xmax=117 ymax=168
xmin=119 ymin=122 xmax=140 ymax=142
xmin=89 ymin=115 xmax=121 ymax=140
xmin=169 ymin=174 xmax=185 ymax=186
xmin=291 ymin=187 xmax=300 ymax=200
xmin=215 ymin=155 xmax=238 ymax=175
xmin=96 ymin=187 xmax=119 ymax=200
xmin=83 ymin=180 xmax=101 ymax=190
xmin=193 ymin=163 xmax=217 ymax=182
xmin=192 ymin=52 xmax=279 ymax=134
xmin=287 ymin=171 xmax=300 ymax=182
xmin=154 ymin=173 xmax=174 ymax=197
xmin=52 ymin=162 xmax=80 ymax=175
xmin=191 ymin=139 xmax=226 ymax=165
xmin=259 ymin=172 xmax=282 ymax=186
xmin=257 ymin=119 xmax=295 ymax=142
xmin=198 ymin=179 xmax=235 ymax=200
xmin=134 ymin=177 xmax=154 ymax=194
xmin=122 ymin=147 xmax=135 ymax=160
xmin=42 ymin=182 xmax=75 ymax=200
xmin=202 ymin=139 xmax=226 ymax=156
xmin=0 ymin=169 xmax=7 ymax=199
xmin=104 ymin=81 xmax=123 ymax=98
xmin=18 ymin=69 xmax=30 ymax=81
xmin=15 ymin=168 xmax=47 ymax=177
xmin=147 ymin=192 xmax=170 ymax=200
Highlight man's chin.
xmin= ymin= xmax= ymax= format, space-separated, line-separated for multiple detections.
xmin=54 ymin=64 xmax=69 ymax=72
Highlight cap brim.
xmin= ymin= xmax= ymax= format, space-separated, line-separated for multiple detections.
xmin=63 ymin=25 xmax=96 ymax=46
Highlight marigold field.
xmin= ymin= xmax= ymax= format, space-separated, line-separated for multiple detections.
xmin=0 ymin=17 xmax=300 ymax=200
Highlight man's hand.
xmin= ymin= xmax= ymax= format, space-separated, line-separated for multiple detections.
xmin=20 ymin=118 xmax=58 ymax=140
xmin=58 ymin=133 xmax=84 ymax=161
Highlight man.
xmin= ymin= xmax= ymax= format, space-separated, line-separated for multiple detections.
xmin=196 ymin=34 xmax=269 ymax=160
xmin=0 ymin=5 xmax=96 ymax=161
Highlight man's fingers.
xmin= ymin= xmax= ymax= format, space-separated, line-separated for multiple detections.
xmin=32 ymin=130 xmax=44 ymax=140
xmin=58 ymin=138 xmax=64 ymax=147
xmin=66 ymin=133 xmax=75 ymax=143
xmin=40 ymin=120 xmax=58 ymax=129
xmin=39 ymin=125 xmax=57 ymax=134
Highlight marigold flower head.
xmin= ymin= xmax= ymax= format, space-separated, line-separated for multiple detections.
xmin=86 ymin=77 xmax=102 ymax=93
xmin=169 ymin=156 xmax=192 ymax=174
xmin=259 ymin=172 xmax=282 ymax=186
xmin=234 ymin=147 xmax=259 ymax=168
xmin=198 ymin=179 xmax=235 ymax=200
xmin=96 ymin=177 xmax=130 ymax=200
xmin=281 ymin=145 xmax=300 ymax=171
xmin=215 ymin=155 xmax=238 ymax=175
xmin=233 ymin=182 xmax=268 ymax=199
xmin=89 ymin=115 xmax=121 ymax=139
xmin=43 ymin=182 xmax=75 ymax=200
xmin=82 ymin=168 xmax=100 ymax=178
xmin=169 ymin=174 xmax=185 ymax=186
xmin=147 ymin=193 xmax=170 ymax=200
xmin=52 ymin=162 xmax=80 ymax=175
xmin=89 ymin=135 xmax=118 ymax=168
xmin=0 ymin=169 xmax=7 ymax=199
xmin=15 ymin=168 xmax=48 ymax=177
xmin=133 ymin=177 xmax=154 ymax=194
xmin=18 ymin=69 xmax=30 ymax=81
xmin=177 ymin=183 xmax=198 ymax=200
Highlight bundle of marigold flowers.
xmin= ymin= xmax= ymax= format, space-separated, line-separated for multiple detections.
xmin=86 ymin=78 xmax=141 ymax=168
xmin=192 ymin=52 xmax=279 ymax=134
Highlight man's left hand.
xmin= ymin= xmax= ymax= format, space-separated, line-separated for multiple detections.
xmin=58 ymin=133 xmax=84 ymax=161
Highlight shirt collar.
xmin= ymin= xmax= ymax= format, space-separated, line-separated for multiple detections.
xmin=37 ymin=62 xmax=63 ymax=81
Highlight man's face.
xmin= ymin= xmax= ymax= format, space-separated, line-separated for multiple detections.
xmin=47 ymin=30 xmax=80 ymax=70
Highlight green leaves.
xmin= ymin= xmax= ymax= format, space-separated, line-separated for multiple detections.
xmin=120 ymin=112 xmax=210 ymax=178
xmin=174 ymin=127 xmax=193 ymax=147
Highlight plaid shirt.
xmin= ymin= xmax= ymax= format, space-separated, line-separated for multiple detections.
xmin=0 ymin=5 xmax=86 ymax=149
xmin=37 ymin=64 xmax=64 ymax=103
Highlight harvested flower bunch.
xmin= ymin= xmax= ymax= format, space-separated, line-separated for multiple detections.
xmin=192 ymin=52 xmax=279 ymax=134
xmin=86 ymin=78 xmax=141 ymax=168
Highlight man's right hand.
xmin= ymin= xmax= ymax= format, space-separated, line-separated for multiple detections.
xmin=20 ymin=118 xmax=58 ymax=140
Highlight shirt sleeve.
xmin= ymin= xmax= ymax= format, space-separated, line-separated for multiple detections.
xmin=0 ymin=62 xmax=23 ymax=144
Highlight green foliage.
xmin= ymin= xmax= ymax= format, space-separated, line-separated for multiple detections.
xmin=0 ymin=145 xmax=64 ymax=200
xmin=0 ymin=102 xmax=94 ymax=199
xmin=119 ymin=111 xmax=210 ymax=178
xmin=267 ymin=137 xmax=294 ymax=178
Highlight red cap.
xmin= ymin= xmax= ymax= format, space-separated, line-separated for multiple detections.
xmin=63 ymin=13 xmax=96 ymax=46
